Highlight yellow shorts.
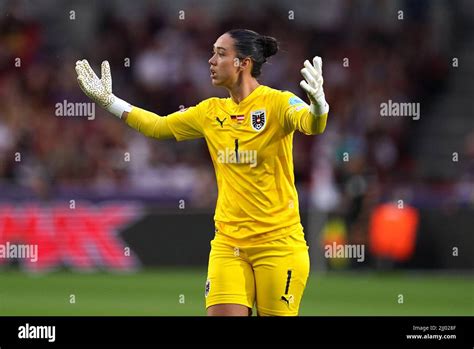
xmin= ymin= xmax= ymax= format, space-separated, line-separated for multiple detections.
xmin=205 ymin=230 xmax=310 ymax=316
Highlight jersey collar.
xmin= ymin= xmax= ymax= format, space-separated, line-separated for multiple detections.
xmin=229 ymin=85 xmax=265 ymax=108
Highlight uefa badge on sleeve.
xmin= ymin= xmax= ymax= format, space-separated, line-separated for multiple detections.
xmin=251 ymin=109 xmax=266 ymax=132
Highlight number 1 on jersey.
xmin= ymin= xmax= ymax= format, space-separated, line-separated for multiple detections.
xmin=235 ymin=139 xmax=239 ymax=163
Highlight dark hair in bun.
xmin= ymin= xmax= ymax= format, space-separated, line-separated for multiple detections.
xmin=258 ymin=35 xmax=279 ymax=58
xmin=227 ymin=29 xmax=279 ymax=78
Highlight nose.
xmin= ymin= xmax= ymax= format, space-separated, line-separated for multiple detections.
xmin=209 ymin=54 xmax=216 ymax=65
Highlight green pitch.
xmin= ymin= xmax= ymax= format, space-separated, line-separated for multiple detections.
xmin=0 ymin=269 xmax=472 ymax=316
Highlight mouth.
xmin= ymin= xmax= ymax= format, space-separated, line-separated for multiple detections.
xmin=210 ymin=68 xmax=217 ymax=79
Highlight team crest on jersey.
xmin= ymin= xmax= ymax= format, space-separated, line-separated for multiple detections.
xmin=251 ymin=109 xmax=266 ymax=132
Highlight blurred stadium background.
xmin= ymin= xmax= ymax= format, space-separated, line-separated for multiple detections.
xmin=0 ymin=0 xmax=473 ymax=315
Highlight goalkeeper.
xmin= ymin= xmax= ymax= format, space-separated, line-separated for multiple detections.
xmin=76 ymin=29 xmax=329 ymax=316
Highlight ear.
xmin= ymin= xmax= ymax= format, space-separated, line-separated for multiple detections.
xmin=239 ymin=57 xmax=252 ymax=72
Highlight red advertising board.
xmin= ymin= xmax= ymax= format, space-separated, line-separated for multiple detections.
xmin=0 ymin=202 xmax=142 ymax=272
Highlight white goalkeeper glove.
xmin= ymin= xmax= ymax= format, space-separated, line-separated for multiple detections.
xmin=75 ymin=59 xmax=131 ymax=118
xmin=300 ymin=56 xmax=329 ymax=116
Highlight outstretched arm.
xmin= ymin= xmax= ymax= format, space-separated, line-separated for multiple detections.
xmin=75 ymin=60 xmax=132 ymax=119
xmin=280 ymin=56 xmax=329 ymax=135
xmin=75 ymin=60 xmax=202 ymax=140
xmin=300 ymin=56 xmax=329 ymax=117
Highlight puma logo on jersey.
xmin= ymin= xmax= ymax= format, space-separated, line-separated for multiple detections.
xmin=216 ymin=116 xmax=226 ymax=127
xmin=281 ymin=295 xmax=294 ymax=306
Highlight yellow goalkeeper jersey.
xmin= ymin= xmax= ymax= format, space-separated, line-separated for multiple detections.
xmin=125 ymin=85 xmax=327 ymax=244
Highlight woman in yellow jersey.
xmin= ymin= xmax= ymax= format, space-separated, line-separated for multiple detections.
xmin=75 ymin=29 xmax=329 ymax=316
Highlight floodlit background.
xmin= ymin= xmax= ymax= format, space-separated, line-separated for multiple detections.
xmin=0 ymin=0 xmax=473 ymax=315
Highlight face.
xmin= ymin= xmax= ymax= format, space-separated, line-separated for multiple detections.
xmin=208 ymin=33 xmax=242 ymax=88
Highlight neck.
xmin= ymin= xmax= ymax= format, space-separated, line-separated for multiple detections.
xmin=228 ymin=78 xmax=260 ymax=104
